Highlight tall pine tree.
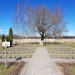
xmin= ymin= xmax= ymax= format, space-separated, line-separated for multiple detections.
xmin=1 ymin=34 xmax=5 ymax=42
xmin=9 ymin=28 xmax=13 ymax=47
xmin=6 ymin=35 xmax=9 ymax=42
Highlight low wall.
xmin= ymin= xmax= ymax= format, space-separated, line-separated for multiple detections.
xmin=0 ymin=38 xmax=75 ymax=44
xmin=12 ymin=38 xmax=75 ymax=44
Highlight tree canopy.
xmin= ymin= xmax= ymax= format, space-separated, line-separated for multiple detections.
xmin=13 ymin=2 xmax=67 ymax=41
xmin=9 ymin=28 xmax=13 ymax=46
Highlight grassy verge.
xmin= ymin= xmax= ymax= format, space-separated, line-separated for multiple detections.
xmin=70 ymin=67 xmax=75 ymax=75
xmin=44 ymin=42 xmax=63 ymax=46
xmin=63 ymin=43 xmax=75 ymax=48
xmin=50 ymin=54 xmax=75 ymax=56
xmin=45 ymin=42 xmax=75 ymax=48
xmin=0 ymin=64 xmax=15 ymax=75
xmin=0 ymin=54 xmax=32 ymax=58
xmin=0 ymin=44 xmax=5 ymax=51
xmin=50 ymin=54 xmax=75 ymax=58
xmin=56 ymin=62 xmax=75 ymax=75
xmin=0 ymin=62 xmax=25 ymax=75
xmin=46 ymin=44 xmax=75 ymax=58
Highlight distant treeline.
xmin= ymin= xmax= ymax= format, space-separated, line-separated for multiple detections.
xmin=0 ymin=34 xmax=75 ymax=39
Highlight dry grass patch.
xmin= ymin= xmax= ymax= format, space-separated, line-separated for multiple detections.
xmin=0 ymin=62 xmax=26 ymax=75
xmin=63 ymin=43 xmax=75 ymax=48
xmin=56 ymin=62 xmax=75 ymax=75
xmin=0 ymin=44 xmax=5 ymax=51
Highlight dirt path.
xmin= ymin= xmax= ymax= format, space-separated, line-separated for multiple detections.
xmin=19 ymin=46 xmax=61 ymax=75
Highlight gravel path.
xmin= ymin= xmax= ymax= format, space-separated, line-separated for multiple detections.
xmin=0 ymin=58 xmax=30 ymax=62
xmin=52 ymin=58 xmax=75 ymax=63
xmin=0 ymin=58 xmax=75 ymax=63
xmin=19 ymin=46 xmax=61 ymax=75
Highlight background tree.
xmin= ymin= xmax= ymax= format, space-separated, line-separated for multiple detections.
xmin=21 ymin=1 xmax=29 ymax=44
xmin=28 ymin=5 xmax=54 ymax=40
xmin=28 ymin=5 xmax=67 ymax=42
xmin=6 ymin=35 xmax=9 ymax=42
xmin=9 ymin=28 xmax=13 ymax=47
xmin=13 ymin=2 xmax=21 ymax=44
xmin=1 ymin=34 xmax=5 ymax=42
xmin=12 ymin=2 xmax=67 ymax=44
xmin=27 ymin=5 xmax=36 ymax=43
xmin=52 ymin=22 xmax=67 ymax=43
xmin=51 ymin=6 xmax=68 ymax=43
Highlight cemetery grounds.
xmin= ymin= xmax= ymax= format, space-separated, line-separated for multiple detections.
xmin=0 ymin=44 xmax=37 ymax=75
xmin=46 ymin=43 xmax=75 ymax=75
xmin=0 ymin=43 xmax=75 ymax=75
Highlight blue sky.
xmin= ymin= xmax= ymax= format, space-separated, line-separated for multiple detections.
xmin=0 ymin=0 xmax=75 ymax=36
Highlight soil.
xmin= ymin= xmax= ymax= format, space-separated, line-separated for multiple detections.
xmin=0 ymin=61 xmax=26 ymax=75
xmin=56 ymin=62 xmax=75 ymax=75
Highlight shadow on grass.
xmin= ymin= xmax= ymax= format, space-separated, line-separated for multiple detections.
xmin=7 ymin=62 xmax=13 ymax=69
xmin=16 ymin=57 xmax=22 ymax=61
xmin=7 ymin=57 xmax=22 ymax=69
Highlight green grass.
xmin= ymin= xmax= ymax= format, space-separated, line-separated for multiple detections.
xmin=8 ymin=54 xmax=32 ymax=56
xmin=50 ymin=54 xmax=75 ymax=56
xmin=63 ymin=43 xmax=75 ymax=48
xmin=70 ymin=67 xmax=75 ymax=75
xmin=0 ymin=54 xmax=32 ymax=57
xmin=0 ymin=44 xmax=5 ymax=51
xmin=0 ymin=64 xmax=16 ymax=75
xmin=18 ymin=43 xmax=39 ymax=47
xmin=44 ymin=42 xmax=75 ymax=48
xmin=44 ymin=43 xmax=63 ymax=46
xmin=50 ymin=54 xmax=75 ymax=58
xmin=46 ymin=44 xmax=75 ymax=58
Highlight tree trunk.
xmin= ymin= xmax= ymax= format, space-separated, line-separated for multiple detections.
xmin=41 ymin=34 xmax=45 ymax=40
xmin=40 ymin=34 xmax=44 ymax=45
xmin=45 ymin=38 xmax=46 ymax=44
xmin=10 ymin=40 xmax=12 ymax=47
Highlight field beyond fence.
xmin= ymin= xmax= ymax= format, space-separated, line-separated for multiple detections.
xmin=0 ymin=38 xmax=75 ymax=44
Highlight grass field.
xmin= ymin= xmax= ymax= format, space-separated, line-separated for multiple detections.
xmin=44 ymin=42 xmax=75 ymax=48
xmin=50 ymin=54 xmax=75 ymax=58
xmin=0 ymin=64 xmax=16 ymax=75
xmin=57 ymin=63 xmax=75 ymax=75
xmin=0 ymin=62 xmax=25 ymax=75
xmin=0 ymin=44 xmax=37 ymax=58
xmin=44 ymin=42 xmax=63 ymax=46
xmin=70 ymin=67 xmax=75 ymax=75
xmin=46 ymin=43 xmax=75 ymax=58
xmin=0 ymin=44 xmax=5 ymax=51
xmin=63 ymin=43 xmax=75 ymax=48
xmin=0 ymin=54 xmax=32 ymax=57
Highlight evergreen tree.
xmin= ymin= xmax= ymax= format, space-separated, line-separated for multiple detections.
xmin=6 ymin=35 xmax=9 ymax=42
xmin=1 ymin=34 xmax=5 ymax=42
xmin=9 ymin=28 xmax=13 ymax=47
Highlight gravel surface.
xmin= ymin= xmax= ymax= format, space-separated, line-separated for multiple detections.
xmin=0 ymin=58 xmax=30 ymax=62
xmin=19 ymin=46 xmax=61 ymax=75
xmin=52 ymin=58 xmax=75 ymax=63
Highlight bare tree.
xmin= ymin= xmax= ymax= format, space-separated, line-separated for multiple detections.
xmin=52 ymin=22 xmax=67 ymax=43
xmin=27 ymin=5 xmax=67 ymax=45
xmin=25 ymin=4 xmax=39 ymax=44
xmin=13 ymin=2 xmax=67 ymax=45
xmin=26 ymin=6 xmax=67 ymax=43
xmin=13 ymin=2 xmax=21 ymax=44
xmin=21 ymin=1 xmax=28 ymax=44
xmin=52 ymin=6 xmax=68 ymax=43
xmin=34 ymin=5 xmax=54 ymax=40
xmin=27 ymin=5 xmax=36 ymax=43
